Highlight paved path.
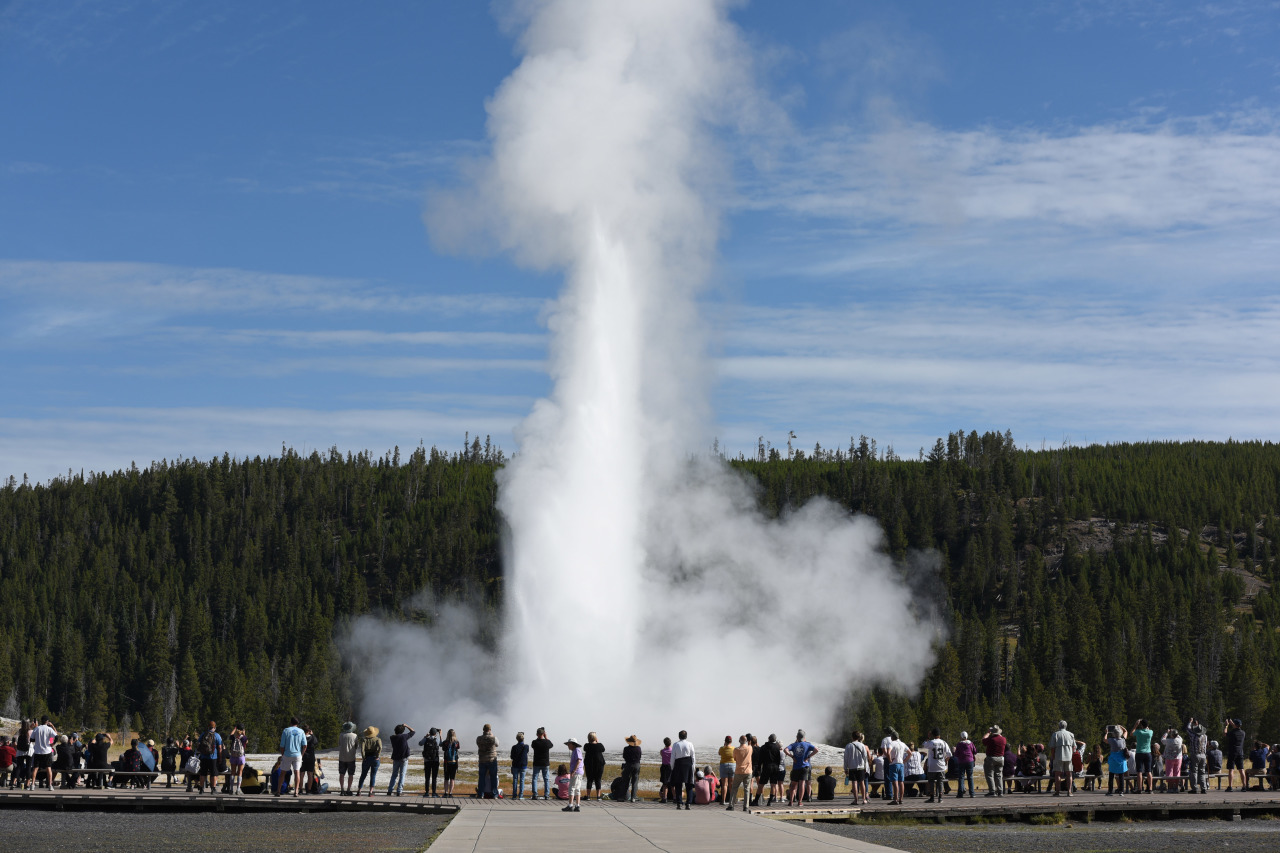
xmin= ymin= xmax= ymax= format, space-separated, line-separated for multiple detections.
xmin=431 ymin=802 xmax=904 ymax=853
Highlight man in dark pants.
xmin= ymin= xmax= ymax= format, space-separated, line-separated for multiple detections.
xmin=670 ymin=730 xmax=696 ymax=810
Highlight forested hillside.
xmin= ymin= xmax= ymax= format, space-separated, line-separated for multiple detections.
xmin=2 ymin=432 xmax=1278 ymax=749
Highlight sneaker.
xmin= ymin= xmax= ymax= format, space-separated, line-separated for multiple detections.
xmin=726 ymin=805 xmax=734 ymax=811
xmin=573 ymin=806 xmax=581 ymax=812
xmin=562 ymin=805 xmax=573 ymax=812
xmin=684 ymin=804 xmax=690 ymax=810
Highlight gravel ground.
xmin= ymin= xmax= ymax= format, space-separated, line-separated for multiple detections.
xmin=0 ymin=810 xmax=453 ymax=853
xmin=812 ymin=818 xmax=1280 ymax=853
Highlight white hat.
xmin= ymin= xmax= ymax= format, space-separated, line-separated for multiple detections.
xmin=564 ymin=736 xmax=581 ymax=747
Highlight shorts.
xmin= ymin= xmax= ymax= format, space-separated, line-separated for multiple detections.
xmin=885 ymin=763 xmax=905 ymax=783
xmin=1226 ymin=754 xmax=1244 ymax=771
xmin=301 ymin=755 xmax=315 ymax=772
xmin=1135 ymin=753 xmax=1152 ymax=773
xmin=569 ymin=773 xmax=583 ymax=796
xmin=790 ymin=766 xmax=808 ymax=783
xmin=1052 ymin=760 xmax=1072 ymax=773
xmin=230 ymin=756 xmax=246 ymax=767
xmin=339 ymin=761 xmax=355 ymax=775
xmin=848 ymin=768 xmax=867 ymax=782
xmin=719 ymin=762 xmax=735 ymax=780
xmin=32 ymin=754 xmax=53 ymax=770
xmin=444 ymin=762 xmax=458 ymax=781
xmin=659 ymin=765 xmax=671 ymax=784
xmin=199 ymin=757 xmax=216 ymax=776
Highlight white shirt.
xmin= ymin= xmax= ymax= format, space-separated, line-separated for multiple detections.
xmin=905 ymin=750 xmax=925 ymax=775
xmin=32 ymin=725 xmax=56 ymax=756
xmin=671 ymin=739 xmax=695 ymax=762
xmin=844 ymin=741 xmax=869 ymax=770
xmin=1163 ymin=736 xmax=1183 ymax=758
xmin=923 ymin=738 xmax=952 ymax=773
xmin=886 ymin=738 xmax=910 ymax=765
xmin=871 ymin=755 xmax=885 ymax=780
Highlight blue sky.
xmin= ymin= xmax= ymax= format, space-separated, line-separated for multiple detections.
xmin=3 ymin=0 xmax=1280 ymax=481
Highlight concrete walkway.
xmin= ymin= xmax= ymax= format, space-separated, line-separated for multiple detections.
xmin=430 ymin=803 xmax=904 ymax=852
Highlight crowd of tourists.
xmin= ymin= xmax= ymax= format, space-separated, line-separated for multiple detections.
xmin=6 ymin=713 xmax=1280 ymax=811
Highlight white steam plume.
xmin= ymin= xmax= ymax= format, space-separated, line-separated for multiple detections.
xmin=345 ymin=0 xmax=938 ymax=744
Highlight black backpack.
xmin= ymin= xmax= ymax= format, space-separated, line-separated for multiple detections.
xmin=610 ymin=776 xmax=627 ymax=800
xmin=423 ymin=735 xmax=440 ymax=763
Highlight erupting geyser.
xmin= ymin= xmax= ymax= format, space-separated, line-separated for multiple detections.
xmin=346 ymin=0 xmax=938 ymax=741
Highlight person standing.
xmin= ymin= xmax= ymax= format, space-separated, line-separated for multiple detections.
xmin=843 ymin=731 xmax=871 ymax=805
xmin=476 ymin=724 xmax=499 ymax=799
xmin=418 ymin=727 xmax=441 ymax=797
xmin=338 ymin=721 xmax=359 ymax=795
xmin=30 ymin=717 xmax=57 ymax=791
xmin=198 ymin=720 xmax=222 ymax=795
xmin=718 ymin=735 xmax=736 ymax=805
xmin=922 ymin=729 xmax=952 ymax=804
xmin=952 ymin=732 xmax=977 ymax=798
xmin=279 ymin=717 xmax=307 ymax=798
xmin=659 ymin=737 xmax=673 ymax=803
xmin=1162 ymin=727 xmax=1184 ymax=793
xmin=728 ymin=734 xmax=753 ymax=812
xmin=881 ymin=727 xmax=910 ymax=806
xmin=564 ymin=736 xmax=585 ymax=813
xmin=670 ymin=731 xmax=696 ymax=810
xmin=982 ymin=725 xmax=1006 ymax=797
xmin=1048 ymin=721 xmax=1076 ymax=797
xmin=530 ymin=727 xmax=553 ymax=800
xmin=786 ymin=730 xmax=817 ymax=806
xmin=583 ymin=732 xmax=606 ymax=801
xmin=225 ymin=724 xmax=248 ymax=794
xmin=622 ymin=735 xmax=643 ymax=803
xmin=300 ymin=725 xmax=319 ymax=795
xmin=387 ymin=723 xmax=415 ymax=796
xmin=357 ymin=725 xmax=382 ymax=797
xmin=1223 ymin=718 xmax=1247 ymax=791
xmin=1105 ymin=724 xmax=1129 ymax=796
xmin=1132 ymin=719 xmax=1154 ymax=793
xmin=510 ymin=731 xmax=529 ymax=799
xmin=442 ymin=729 xmax=460 ymax=796
xmin=1185 ymin=719 xmax=1209 ymax=794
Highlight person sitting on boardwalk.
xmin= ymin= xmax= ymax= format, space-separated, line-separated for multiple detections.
xmin=903 ymin=742 xmax=926 ymax=797
xmin=694 ymin=768 xmax=716 ymax=805
xmin=0 ymin=737 xmax=14 ymax=789
xmin=817 ymin=766 xmax=838 ymax=801
xmin=1084 ymin=745 xmax=1103 ymax=791
xmin=553 ymin=763 xmax=570 ymax=799
xmin=1249 ymin=741 xmax=1269 ymax=791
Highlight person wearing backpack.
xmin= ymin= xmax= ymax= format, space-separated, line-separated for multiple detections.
xmin=198 ymin=721 xmax=222 ymax=796
xmin=226 ymin=724 xmax=248 ymax=794
xmin=418 ymin=727 xmax=441 ymax=797
xmin=356 ymin=726 xmax=382 ymax=797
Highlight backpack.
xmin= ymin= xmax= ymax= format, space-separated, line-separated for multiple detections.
xmin=610 ymin=775 xmax=627 ymax=800
xmin=362 ymin=736 xmax=381 ymax=758
xmin=423 ymin=735 xmax=440 ymax=763
xmin=228 ymin=734 xmax=245 ymax=758
xmin=199 ymin=730 xmax=217 ymax=756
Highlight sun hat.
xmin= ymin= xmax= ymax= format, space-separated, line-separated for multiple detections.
xmin=565 ymin=736 xmax=581 ymax=747
xmin=988 ymin=725 xmax=1002 ymax=735
xmin=363 ymin=726 xmax=380 ymax=738
xmin=341 ymin=721 xmax=357 ymax=734
xmin=626 ymin=735 xmax=641 ymax=745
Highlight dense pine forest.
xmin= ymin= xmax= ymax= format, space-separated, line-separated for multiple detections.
xmin=2 ymin=432 xmax=1278 ymax=750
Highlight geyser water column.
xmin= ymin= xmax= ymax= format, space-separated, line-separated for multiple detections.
xmin=465 ymin=0 xmax=733 ymax=736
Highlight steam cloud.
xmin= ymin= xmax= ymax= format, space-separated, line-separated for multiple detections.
xmin=345 ymin=0 xmax=938 ymax=743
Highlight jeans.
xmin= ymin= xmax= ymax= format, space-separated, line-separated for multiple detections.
xmin=624 ymin=763 xmax=642 ymax=801
xmin=477 ymin=760 xmax=498 ymax=798
xmin=512 ymin=767 xmax=526 ymax=799
xmin=956 ymin=762 xmax=974 ymax=796
xmin=531 ymin=765 xmax=550 ymax=798
xmin=387 ymin=759 xmax=407 ymax=795
xmin=358 ymin=756 xmax=380 ymax=791
xmin=1187 ymin=756 xmax=1207 ymax=791
xmin=983 ymin=755 xmax=1004 ymax=795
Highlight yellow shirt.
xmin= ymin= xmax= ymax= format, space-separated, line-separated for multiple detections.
xmin=719 ymin=745 xmax=735 ymax=764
